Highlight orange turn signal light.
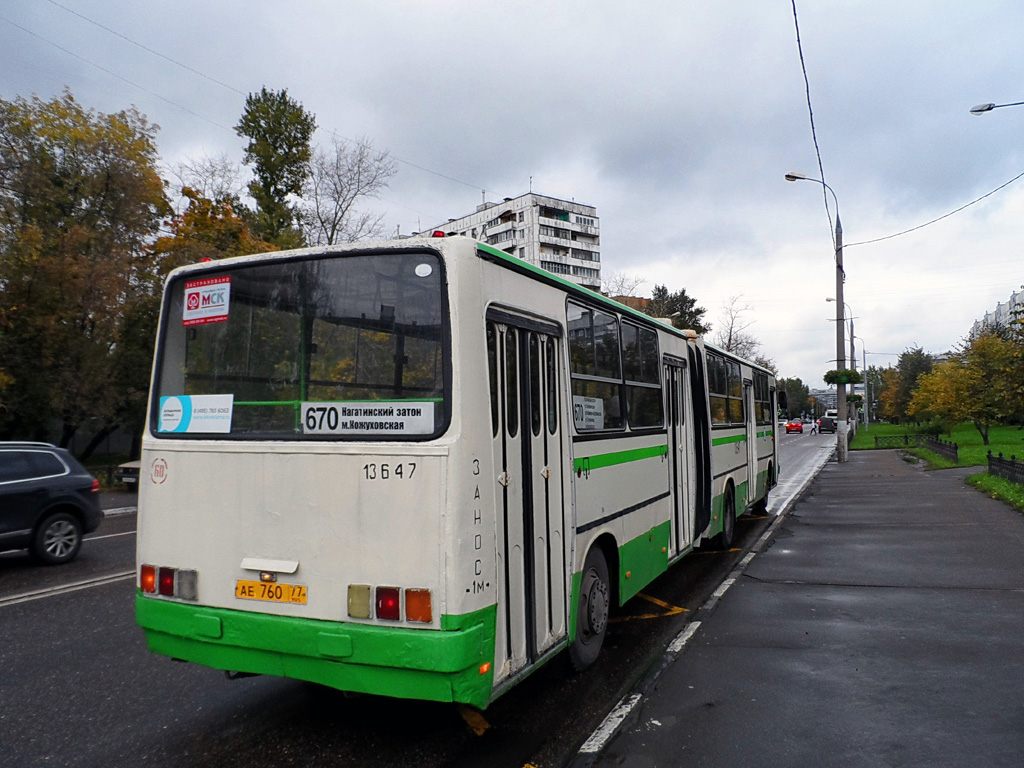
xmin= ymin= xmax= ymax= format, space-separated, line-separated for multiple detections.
xmin=405 ymin=588 xmax=432 ymax=623
xmin=140 ymin=564 xmax=157 ymax=593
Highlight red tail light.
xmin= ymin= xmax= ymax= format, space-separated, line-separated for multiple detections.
xmin=375 ymin=587 xmax=400 ymax=620
xmin=91 ymin=478 xmax=100 ymax=493
xmin=158 ymin=567 xmax=176 ymax=596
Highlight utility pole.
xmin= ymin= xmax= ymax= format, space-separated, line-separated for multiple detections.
xmin=849 ymin=313 xmax=856 ymax=437
xmin=835 ymin=215 xmax=848 ymax=463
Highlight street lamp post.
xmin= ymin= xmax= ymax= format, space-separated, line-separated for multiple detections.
xmin=970 ymin=101 xmax=1024 ymax=115
xmin=786 ymin=172 xmax=849 ymax=462
xmin=828 ymin=298 xmax=857 ymax=433
xmin=854 ymin=336 xmax=869 ymax=429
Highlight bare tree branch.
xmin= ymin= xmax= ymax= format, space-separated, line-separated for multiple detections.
xmin=166 ymin=153 xmax=244 ymax=210
xmin=301 ymin=136 xmax=397 ymax=245
xmin=714 ymin=294 xmax=761 ymax=359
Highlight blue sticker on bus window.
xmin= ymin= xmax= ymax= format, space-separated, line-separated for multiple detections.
xmin=159 ymin=395 xmax=234 ymax=433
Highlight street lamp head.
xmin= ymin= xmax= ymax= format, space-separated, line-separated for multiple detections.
xmin=784 ymin=172 xmax=808 ymax=182
xmin=970 ymin=103 xmax=996 ymax=115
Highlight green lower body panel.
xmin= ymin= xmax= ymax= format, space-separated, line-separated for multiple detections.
xmin=618 ymin=521 xmax=670 ymax=604
xmin=136 ymin=594 xmax=497 ymax=709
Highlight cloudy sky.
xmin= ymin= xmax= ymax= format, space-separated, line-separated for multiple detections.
xmin=3 ymin=1 xmax=1023 ymax=385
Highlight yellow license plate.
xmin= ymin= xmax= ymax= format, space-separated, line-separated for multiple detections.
xmin=235 ymin=580 xmax=307 ymax=604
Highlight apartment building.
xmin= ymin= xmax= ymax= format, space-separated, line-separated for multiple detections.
xmin=969 ymin=288 xmax=1024 ymax=339
xmin=420 ymin=193 xmax=601 ymax=290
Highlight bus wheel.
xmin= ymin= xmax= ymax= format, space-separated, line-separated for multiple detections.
xmin=569 ymin=547 xmax=610 ymax=672
xmin=712 ymin=487 xmax=735 ymax=550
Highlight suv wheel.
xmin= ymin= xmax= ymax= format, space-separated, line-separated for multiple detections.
xmin=33 ymin=512 xmax=83 ymax=565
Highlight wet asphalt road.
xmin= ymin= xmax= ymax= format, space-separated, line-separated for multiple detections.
xmin=590 ymin=450 xmax=1024 ymax=768
xmin=0 ymin=432 xmax=827 ymax=768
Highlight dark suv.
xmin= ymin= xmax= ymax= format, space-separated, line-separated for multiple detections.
xmin=818 ymin=416 xmax=838 ymax=434
xmin=0 ymin=442 xmax=103 ymax=564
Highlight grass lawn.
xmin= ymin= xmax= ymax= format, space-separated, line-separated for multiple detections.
xmin=967 ymin=473 xmax=1024 ymax=514
xmin=852 ymin=421 xmax=1024 ymax=465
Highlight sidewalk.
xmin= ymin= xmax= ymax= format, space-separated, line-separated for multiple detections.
xmin=588 ymin=450 xmax=1024 ymax=767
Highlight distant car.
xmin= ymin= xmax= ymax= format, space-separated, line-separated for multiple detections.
xmin=785 ymin=418 xmax=804 ymax=434
xmin=818 ymin=416 xmax=837 ymax=434
xmin=0 ymin=442 xmax=103 ymax=564
xmin=115 ymin=459 xmax=141 ymax=490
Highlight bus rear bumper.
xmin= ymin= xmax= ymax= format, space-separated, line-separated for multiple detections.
xmin=136 ymin=593 xmax=497 ymax=709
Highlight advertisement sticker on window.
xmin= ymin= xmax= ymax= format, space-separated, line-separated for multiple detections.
xmin=183 ymin=276 xmax=231 ymax=326
xmin=159 ymin=395 xmax=234 ymax=433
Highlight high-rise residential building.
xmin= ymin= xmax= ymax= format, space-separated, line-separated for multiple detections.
xmin=969 ymin=288 xmax=1024 ymax=339
xmin=420 ymin=193 xmax=601 ymax=290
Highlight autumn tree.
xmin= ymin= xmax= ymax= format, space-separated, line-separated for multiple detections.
xmin=643 ymin=284 xmax=709 ymax=333
xmin=878 ymin=367 xmax=902 ymax=423
xmin=301 ymin=135 xmax=397 ymax=245
xmin=910 ymin=333 xmax=1017 ymax=444
xmin=235 ymin=87 xmax=317 ymax=247
xmin=151 ymin=188 xmax=277 ymax=274
xmin=0 ymin=90 xmax=169 ymax=447
xmin=878 ymin=347 xmax=932 ymax=423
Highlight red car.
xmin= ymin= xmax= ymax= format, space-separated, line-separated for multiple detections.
xmin=785 ymin=418 xmax=803 ymax=434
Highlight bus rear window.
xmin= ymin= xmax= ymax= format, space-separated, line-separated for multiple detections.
xmin=152 ymin=251 xmax=448 ymax=439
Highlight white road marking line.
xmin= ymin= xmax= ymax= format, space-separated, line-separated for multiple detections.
xmin=712 ymin=577 xmax=735 ymax=600
xmin=0 ymin=571 xmax=135 ymax=607
xmin=667 ymin=620 xmax=703 ymax=654
xmin=578 ymin=693 xmax=643 ymax=754
xmin=86 ymin=530 xmax=137 ymax=541
xmin=103 ymin=506 xmax=137 ymax=517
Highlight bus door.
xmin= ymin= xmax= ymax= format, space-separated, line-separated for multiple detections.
xmin=743 ymin=379 xmax=757 ymax=505
xmin=486 ymin=312 xmax=567 ymax=679
xmin=664 ymin=359 xmax=696 ymax=555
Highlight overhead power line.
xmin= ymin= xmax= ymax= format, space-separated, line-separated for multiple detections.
xmin=42 ymin=0 xmax=246 ymax=96
xmin=846 ymin=169 xmax=1024 ymax=247
xmin=22 ymin=3 xmax=489 ymax=199
xmin=0 ymin=12 xmax=232 ymax=131
xmin=790 ymin=0 xmax=836 ymax=251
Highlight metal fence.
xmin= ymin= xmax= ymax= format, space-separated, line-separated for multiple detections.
xmin=874 ymin=434 xmax=926 ymax=449
xmin=872 ymin=434 xmax=959 ymax=462
xmin=922 ymin=436 xmax=959 ymax=463
xmin=988 ymin=451 xmax=1024 ymax=486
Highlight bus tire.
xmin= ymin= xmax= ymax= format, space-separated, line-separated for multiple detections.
xmin=711 ymin=486 xmax=735 ymax=550
xmin=568 ymin=546 xmax=610 ymax=672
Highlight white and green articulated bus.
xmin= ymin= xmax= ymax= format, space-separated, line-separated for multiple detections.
xmin=135 ymin=234 xmax=782 ymax=710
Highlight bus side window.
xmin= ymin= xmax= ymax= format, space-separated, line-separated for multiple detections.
xmin=708 ymin=353 xmax=728 ymax=425
xmin=529 ymin=333 xmax=542 ymax=437
xmin=487 ymin=323 xmax=500 ymax=437
xmin=505 ymin=330 xmax=519 ymax=438
xmin=546 ymin=337 xmax=557 ymax=435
